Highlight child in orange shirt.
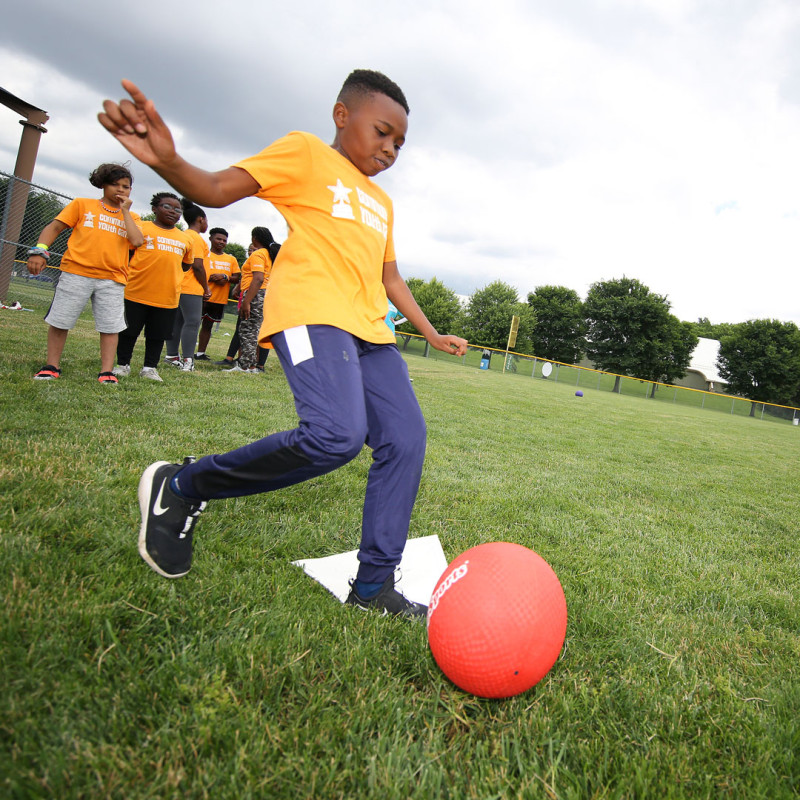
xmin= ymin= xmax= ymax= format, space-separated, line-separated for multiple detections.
xmin=113 ymin=192 xmax=194 ymax=381
xmin=194 ymin=227 xmax=240 ymax=360
xmin=99 ymin=70 xmax=467 ymax=618
xmin=27 ymin=162 xmax=144 ymax=384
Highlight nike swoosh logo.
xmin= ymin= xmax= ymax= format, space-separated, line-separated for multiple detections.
xmin=153 ymin=477 xmax=170 ymax=516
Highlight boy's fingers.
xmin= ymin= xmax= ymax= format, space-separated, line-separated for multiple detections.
xmin=99 ymin=100 xmax=135 ymax=134
xmin=142 ymin=98 xmax=167 ymax=131
xmin=97 ymin=111 xmax=119 ymax=134
xmin=121 ymin=79 xmax=146 ymax=103
xmin=117 ymin=98 xmax=149 ymax=133
xmin=119 ymin=81 xmax=166 ymax=133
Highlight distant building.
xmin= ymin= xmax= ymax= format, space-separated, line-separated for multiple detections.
xmin=675 ymin=337 xmax=727 ymax=392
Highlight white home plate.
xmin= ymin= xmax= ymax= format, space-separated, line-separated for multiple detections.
xmin=292 ymin=535 xmax=448 ymax=605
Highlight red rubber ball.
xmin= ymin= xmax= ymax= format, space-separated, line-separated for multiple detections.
xmin=427 ymin=542 xmax=567 ymax=698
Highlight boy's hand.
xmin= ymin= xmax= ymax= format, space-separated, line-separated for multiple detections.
xmin=429 ymin=333 xmax=468 ymax=357
xmin=240 ymin=299 xmax=251 ymax=320
xmin=98 ymin=80 xmax=177 ymax=169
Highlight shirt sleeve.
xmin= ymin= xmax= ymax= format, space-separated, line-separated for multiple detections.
xmin=182 ymin=239 xmax=194 ymax=264
xmin=55 ymin=198 xmax=82 ymax=230
xmin=233 ymin=132 xmax=311 ymax=203
xmin=251 ymin=251 xmax=268 ymax=273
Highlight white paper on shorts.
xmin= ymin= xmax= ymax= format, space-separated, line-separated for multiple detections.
xmin=292 ymin=535 xmax=448 ymax=605
xmin=283 ymin=325 xmax=313 ymax=366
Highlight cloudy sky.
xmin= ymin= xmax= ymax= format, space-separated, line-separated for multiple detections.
xmin=2 ymin=0 xmax=799 ymax=325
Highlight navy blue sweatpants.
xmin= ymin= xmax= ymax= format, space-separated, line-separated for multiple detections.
xmin=174 ymin=324 xmax=427 ymax=583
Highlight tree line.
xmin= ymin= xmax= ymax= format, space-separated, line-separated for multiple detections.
xmin=400 ymin=276 xmax=800 ymax=410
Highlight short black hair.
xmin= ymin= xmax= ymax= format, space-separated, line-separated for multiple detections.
xmin=89 ymin=162 xmax=133 ymax=188
xmin=151 ymin=191 xmax=179 ymax=208
xmin=208 ymin=227 xmax=229 ymax=238
xmin=337 ymin=69 xmax=409 ymax=114
xmin=181 ymin=197 xmax=207 ymax=225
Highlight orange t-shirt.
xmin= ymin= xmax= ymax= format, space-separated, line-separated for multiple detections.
xmin=206 ymin=251 xmax=240 ymax=304
xmin=55 ymin=198 xmax=142 ymax=284
xmin=239 ymin=248 xmax=271 ymax=294
xmin=179 ymin=229 xmax=209 ymax=296
xmin=124 ymin=221 xmax=194 ymax=308
xmin=233 ymin=131 xmax=396 ymax=345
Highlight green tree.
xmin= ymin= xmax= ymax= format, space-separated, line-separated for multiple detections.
xmin=644 ymin=317 xmax=698 ymax=397
xmin=461 ymin=281 xmax=535 ymax=352
xmin=526 ymin=285 xmax=586 ymax=364
xmin=687 ymin=317 xmax=736 ymax=340
xmin=717 ymin=319 xmax=800 ymax=413
xmin=405 ymin=277 xmax=425 ymax=295
xmin=224 ymin=242 xmax=247 ymax=266
xmin=401 ymin=277 xmax=462 ymax=334
xmin=584 ymin=276 xmax=695 ymax=393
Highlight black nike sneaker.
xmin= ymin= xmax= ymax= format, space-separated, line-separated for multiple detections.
xmin=137 ymin=458 xmax=207 ymax=578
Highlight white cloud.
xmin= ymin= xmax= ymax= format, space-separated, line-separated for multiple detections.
xmin=1 ymin=0 xmax=799 ymax=324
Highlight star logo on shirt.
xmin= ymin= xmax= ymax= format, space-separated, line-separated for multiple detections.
xmin=328 ymin=178 xmax=355 ymax=220
xmin=83 ymin=211 xmax=95 ymax=228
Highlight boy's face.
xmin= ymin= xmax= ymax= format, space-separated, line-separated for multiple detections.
xmin=210 ymin=232 xmax=228 ymax=253
xmin=332 ymin=92 xmax=407 ymax=177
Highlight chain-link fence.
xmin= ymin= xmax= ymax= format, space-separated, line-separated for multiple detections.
xmin=0 ymin=171 xmax=72 ymax=293
xmin=396 ymin=332 xmax=800 ymax=425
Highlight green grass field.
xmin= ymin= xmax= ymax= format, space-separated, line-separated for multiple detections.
xmin=2 ymin=280 xmax=799 ymax=799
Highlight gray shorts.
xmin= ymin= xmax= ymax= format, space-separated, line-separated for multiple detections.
xmin=45 ymin=271 xmax=127 ymax=333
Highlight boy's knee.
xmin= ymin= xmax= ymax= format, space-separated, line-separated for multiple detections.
xmin=302 ymin=421 xmax=366 ymax=466
xmin=395 ymin=421 xmax=426 ymax=461
xmin=377 ymin=415 xmax=426 ymax=463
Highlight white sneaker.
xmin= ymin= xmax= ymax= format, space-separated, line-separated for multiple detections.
xmin=180 ymin=357 xmax=195 ymax=372
xmin=112 ymin=364 xmax=131 ymax=377
xmin=140 ymin=367 xmax=163 ymax=382
xmin=223 ymin=364 xmax=247 ymax=372
xmin=164 ymin=355 xmax=182 ymax=368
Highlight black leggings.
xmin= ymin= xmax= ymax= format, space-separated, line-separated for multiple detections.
xmin=117 ymin=300 xmax=178 ymax=368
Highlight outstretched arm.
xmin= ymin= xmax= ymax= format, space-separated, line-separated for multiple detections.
xmin=98 ymin=80 xmax=259 ymax=208
xmin=382 ymin=261 xmax=468 ymax=356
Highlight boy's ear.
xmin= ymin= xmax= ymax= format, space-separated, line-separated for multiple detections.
xmin=332 ymin=101 xmax=348 ymax=130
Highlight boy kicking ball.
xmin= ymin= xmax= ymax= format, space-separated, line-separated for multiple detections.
xmin=99 ymin=69 xmax=467 ymax=619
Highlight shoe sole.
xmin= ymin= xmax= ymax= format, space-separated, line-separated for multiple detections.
xmin=137 ymin=461 xmax=188 ymax=579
